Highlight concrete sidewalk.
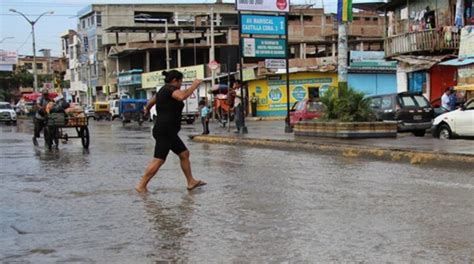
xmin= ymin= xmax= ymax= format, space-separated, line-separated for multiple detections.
xmin=189 ymin=120 xmax=474 ymax=164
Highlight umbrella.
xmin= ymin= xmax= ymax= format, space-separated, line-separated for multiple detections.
xmin=22 ymin=92 xmax=59 ymax=102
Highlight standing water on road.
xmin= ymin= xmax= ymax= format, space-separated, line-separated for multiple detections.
xmin=1 ymin=121 xmax=473 ymax=262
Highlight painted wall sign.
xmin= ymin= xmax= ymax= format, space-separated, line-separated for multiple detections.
xmin=142 ymin=65 xmax=205 ymax=88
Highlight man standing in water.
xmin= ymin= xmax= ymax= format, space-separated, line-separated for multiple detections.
xmin=136 ymin=70 xmax=206 ymax=193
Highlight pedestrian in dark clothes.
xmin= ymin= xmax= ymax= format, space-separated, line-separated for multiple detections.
xmin=136 ymin=70 xmax=206 ymax=193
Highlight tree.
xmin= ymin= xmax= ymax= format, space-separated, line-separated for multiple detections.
xmin=0 ymin=66 xmax=34 ymax=102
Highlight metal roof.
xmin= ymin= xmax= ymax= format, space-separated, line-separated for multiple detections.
xmin=439 ymin=57 xmax=474 ymax=67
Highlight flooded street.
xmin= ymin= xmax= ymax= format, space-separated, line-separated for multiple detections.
xmin=1 ymin=120 xmax=473 ymax=262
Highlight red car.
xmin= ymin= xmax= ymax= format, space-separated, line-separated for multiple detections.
xmin=289 ymin=99 xmax=325 ymax=127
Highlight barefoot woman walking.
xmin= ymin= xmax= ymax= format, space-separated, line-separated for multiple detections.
xmin=136 ymin=70 xmax=206 ymax=193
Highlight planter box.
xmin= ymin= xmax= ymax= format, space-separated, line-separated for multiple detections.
xmin=295 ymin=120 xmax=397 ymax=138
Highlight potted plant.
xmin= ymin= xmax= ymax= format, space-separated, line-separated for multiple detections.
xmin=294 ymin=86 xmax=397 ymax=138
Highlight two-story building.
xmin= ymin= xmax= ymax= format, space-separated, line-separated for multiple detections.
xmin=360 ymin=0 xmax=473 ymax=101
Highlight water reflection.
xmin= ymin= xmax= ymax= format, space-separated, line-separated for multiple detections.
xmin=140 ymin=194 xmax=196 ymax=262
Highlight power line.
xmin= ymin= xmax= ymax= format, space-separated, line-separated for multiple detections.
xmin=16 ymin=32 xmax=32 ymax=53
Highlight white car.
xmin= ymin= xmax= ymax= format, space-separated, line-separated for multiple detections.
xmin=0 ymin=102 xmax=17 ymax=124
xmin=432 ymin=98 xmax=474 ymax=139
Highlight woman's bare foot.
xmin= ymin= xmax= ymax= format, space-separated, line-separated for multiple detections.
xmin=135 ymin=185 xmax=148 ymax=193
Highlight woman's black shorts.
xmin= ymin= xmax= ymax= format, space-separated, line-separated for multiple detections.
xmin=152 ymin=125 xmax=187 ymax=160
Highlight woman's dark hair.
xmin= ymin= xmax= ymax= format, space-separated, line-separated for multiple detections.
xmin=162 ymin=70 xmax=184 ymax=83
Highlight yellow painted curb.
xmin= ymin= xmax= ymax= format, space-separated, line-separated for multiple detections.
xmin=190 ymin=135 xmax=474 ymax=165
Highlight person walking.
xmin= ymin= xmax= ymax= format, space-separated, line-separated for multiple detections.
xmin=32 ymin=89 xmax=51 ymax=146
xmin=136 ymin=70 xmax=206 ymax=193
xmin=232 ymin=80 xmax=244 ymax=134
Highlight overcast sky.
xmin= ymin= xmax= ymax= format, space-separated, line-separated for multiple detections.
xmin=0 ymin=0 xmax=346 ymax=56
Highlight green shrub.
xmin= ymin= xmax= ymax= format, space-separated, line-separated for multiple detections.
xmin=319 ymin=86 xmax=375 ymax=122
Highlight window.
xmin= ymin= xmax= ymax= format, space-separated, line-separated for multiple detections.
xmin=82 ymin=19 xmax=86 ymax=29
xmin=96 ymin=12 xmax=102 ymax=27
xmin=354 ymin=17 xmax=360 ymax=21
xmin=365 ymin=17 xmax=371 ymax=21
xmin=91 ymin=15 xmax=95 ymax=26
xmin=307 ymin=102 xmax=324 ymax=112
xmin=381 ymin=97 xmax=392 ymax=109
xmin=83 ymin=36 xmax=89 ymax=52
xmin=97 ymin=35 xmax=102 ymax=50
xmin=399 ymin=96 xmax=416 ymax=107
xmin=370 ymin=97 xmax=382 ymax=108
xmin=296 ymin=102 xmax=305 ymax=111
xmin=25 ymin=63 xmax=33 ymax=69
xmin=413 ymin=95 xmax=429 ymax=108
xmin=373 ymin=17 xmax=378 ymax=22
xmin=71 ymin=69 xmax=75 ymax=82
xmin=36 ymin=63 xmax=43 ymax=70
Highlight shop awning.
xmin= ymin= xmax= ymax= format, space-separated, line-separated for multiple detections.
xmin=439 ymin=57 xmax=474 ymax=67
xmin=454 ymin=84 xmax=474 ymax=91
xmin=393 ymin=55 xmax=455 ymax=72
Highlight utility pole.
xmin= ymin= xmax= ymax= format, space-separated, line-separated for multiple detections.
xmin=210 ymin=8 xmax=215 ymax=89
xmin=337 ymin=22 xmax=348 ymax=94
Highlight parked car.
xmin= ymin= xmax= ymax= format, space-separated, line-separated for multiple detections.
xmin=368 ymin=92 xmax=434 ymax=137
xmin=288 ymin=99 xmax=325 ymax=127
xmin=84 ymin=105 xmax=95 ymax=120
xmin=431 ymin=98 xmax=474 ymax=139
xmin=0 ymin=102 xmax=17 ymax=124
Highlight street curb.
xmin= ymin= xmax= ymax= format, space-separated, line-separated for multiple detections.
xmin=189 ymin=135 xmax=474 ymax=165
xmin=246 ymin=117 xmax=286 ymax=121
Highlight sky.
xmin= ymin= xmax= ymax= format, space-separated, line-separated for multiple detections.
xmin=0 ymin=0 xmax=345 ymax=57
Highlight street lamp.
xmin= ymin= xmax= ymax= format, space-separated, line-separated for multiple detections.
xmin=9 ymin=9 xmax=54 ymax=92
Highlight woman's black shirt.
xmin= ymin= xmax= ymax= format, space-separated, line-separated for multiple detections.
xmin=154 ymin=84 xmax=184 ymax=133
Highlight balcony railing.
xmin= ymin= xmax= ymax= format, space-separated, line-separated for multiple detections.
xmin=385 ymin=29 xmax=460 ymax=57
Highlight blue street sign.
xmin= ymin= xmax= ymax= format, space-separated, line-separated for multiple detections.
xmin=241 ymin=14 xmax=286 ymax=35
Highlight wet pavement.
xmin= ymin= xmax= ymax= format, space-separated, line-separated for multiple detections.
xmin=1 ymin=119 xmax=474 ymax=262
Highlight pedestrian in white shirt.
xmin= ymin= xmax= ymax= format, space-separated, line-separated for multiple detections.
xmin=441 ymin=87 xmax=453 ymax=111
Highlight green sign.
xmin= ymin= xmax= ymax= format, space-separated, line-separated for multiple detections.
xmin=242 ymin=38 xmax=286 ymax=58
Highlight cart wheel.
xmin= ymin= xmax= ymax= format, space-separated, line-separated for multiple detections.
xmin=80 ymin=127 xmax=90 ymax=149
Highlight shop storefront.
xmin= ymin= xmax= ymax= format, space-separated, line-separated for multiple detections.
xmin=247 ymin=72 xmax=338 ymax=117
xmin=118 ymin=69 xmax=143 ymax=99
xmin=348 ymin=51 xmax=397 ymax=96
xmin=141 ymin=65 xmax=205 ymax=99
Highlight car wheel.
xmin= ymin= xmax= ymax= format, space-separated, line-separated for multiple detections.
xmin=413 ymin=130 xmax=426 ymax=137
xmin=438 ymin=124 xmax=451 ymax=140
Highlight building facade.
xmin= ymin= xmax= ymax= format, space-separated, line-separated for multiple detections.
xmin=70 ymin=2 xmax=386 ymax=102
